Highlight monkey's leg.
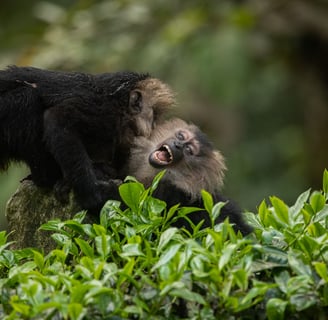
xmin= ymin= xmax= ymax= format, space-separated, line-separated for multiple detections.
xmin=43 ymin=108 xmax=118 ymax=212
xmin=26 ymin=149 xmax=62 ymax=188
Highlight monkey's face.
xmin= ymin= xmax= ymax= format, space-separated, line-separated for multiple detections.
xmin=128 ymin=118 xmax=226 ymax=198
xmin=148 ymin=128 xmax=200 ymax=168
xmin=129 ymin=78 xmax=175 ymax=137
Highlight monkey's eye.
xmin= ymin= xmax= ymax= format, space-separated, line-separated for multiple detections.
xmin=176 ymin=131 xmax=186 ymax=141
xmin=185 ymin=144 xmax=194 ymax=155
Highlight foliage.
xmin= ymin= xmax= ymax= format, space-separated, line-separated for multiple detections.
xmin=0 ymin=171 xmax=327 ymax=319
xmin=2 ymin=0 xmax=327 ymax=227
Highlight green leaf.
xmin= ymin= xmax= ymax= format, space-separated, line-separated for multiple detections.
xmin=233 ymin=268 xmax=248 ymax=290
xmin=165 ymin=204 xmax=180 ymax=222
xmin=81 ymin=224 xmax=96 ymax=238
xmin=34 ymin=301 xmax=63 ymax=314
xmin=50 ymin=249 xmax=68 ymax=264
xmin=119 ymin=181 xmax=144 ymax=212
xmin=266 ymin=298 xmax=287 ymax=320
xmin=64 ymin=221 xmax=86 ymax=235
xmin=289 ymin=283 xmax=317 ymax=311
xmin=146 ymin=197 xmax=166 ymax=216
xmin=68 ymin=303 xmax=85 ymax=320
xmin=72 ymin=211 xmax=87 ymax=223
xmin=40 ymin=219 xmax=65 ymax=232
xmin=71 ymin=284 xmax=92 ymax=303
xmin=219 ymin=243 xmax=237 ymax=270
xmin=8 ymin=261 xmax=36 ymax=281
xmin=94 ymin=261 xmax=106 ymax=280
xmin=243 ymin=211 xmax=263 ymax=230
xmin=33 ymin=250 xmax=44 ymax=271
xmin=0 ymin=231 xmax=8 ymax=246
xmin=201 ymin=190 xmax=213 ymax=213
xmin=118 ymin=259 xmax=135 ymax=286
xmin=100 ymin=200 xmax=122 ymax=227
xmin=212 ymin=201 xmax=227 ymax=222
xmin=152 ymin=244 xmax=181 ymax=271
xmin=78 ymin=257 xmax=94 ymax=278
xmin=124 ymin=175 xmax=138 ymax=183
xmin=313 ymin=262 xmax=328 ymax=282
xmin=309 ymin=191 xmax=325 ymax=213
xmin=95 ymin=234 xmax=111 ymax=259
xmin=11 ymin=302 xmax=31 ymax=316
xmin=170 ymin=287 xmax=206 ymax=304
xmin=252 ymin=246 xmax=288 ymax=270
xmin=93 ymin=224 xmax=107 ymax=236
xmin=240 ymin=281 xmax=271 ymax=307
xmin=297 ymin=235 xmax=319 ymax=258
xmin=75 ymin=238 xmax=94 ymax=258
xmin=307 ymin=221 xmax=327 ymax=237
xmin=289 ymin=189 xmax=310 ymax=220
xmin=258 ymin=200 xmax=270 ymax=226
xmin=313 ymin=205 xmax=328 ymax=223
xmin=176 ymin=206 xmax=202 ymax=218
xmin=51 ymin=233 xmax=70 ymax=245
xmin=270 ymin=196 xmax=289 ymax=225
xmin=149 ymin=170 xmax=166 ymax=194
xmin=121 ymin=244 xmax=144 ymax=257
xmin=288 ymin=254 xmax=311 ymax=276
xmin=323 ymin=169 xmax=328 ymax=198
xmin=157 ymin=227 xmax=179 ymax=253
xmin=274 ymin=271 xmax=290 ymax=294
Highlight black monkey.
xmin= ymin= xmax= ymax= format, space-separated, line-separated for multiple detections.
xmin=0 ymin=66 xmax=175 ymax=212
xmin=126 ymin=118 xmax=252 ymax=235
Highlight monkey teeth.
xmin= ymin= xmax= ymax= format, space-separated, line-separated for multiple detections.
xmin=154 ymin=144 xmax=173 ymax=164
xmin=163 ymin=144 xmax=173 ymax=161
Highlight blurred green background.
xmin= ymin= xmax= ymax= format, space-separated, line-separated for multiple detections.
xmin=1 ymin=0 xmax=327 ymax=230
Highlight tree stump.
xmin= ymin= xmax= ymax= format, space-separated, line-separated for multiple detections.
xmin=5 ymin=180 xmax=94 ymax=252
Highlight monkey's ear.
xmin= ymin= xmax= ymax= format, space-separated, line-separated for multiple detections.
xmin=129 ymin=90 xmax=143 ymax=114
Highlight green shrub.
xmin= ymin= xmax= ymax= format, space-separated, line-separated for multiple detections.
xmin=0 ymin=170 xmax=327 ymax=319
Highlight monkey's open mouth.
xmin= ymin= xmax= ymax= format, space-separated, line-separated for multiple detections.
xmin=149 ymin=144 xmax=173 ymax=167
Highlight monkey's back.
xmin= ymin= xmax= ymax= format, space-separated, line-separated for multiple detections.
xmin=0 ymin=66 xmax=150 ymax=111
xmin=0 ymin=66 xmax=94 ymax=105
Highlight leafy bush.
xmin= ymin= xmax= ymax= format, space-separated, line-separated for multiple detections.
xmin=0 ymin=170 xmax=327 ymax=319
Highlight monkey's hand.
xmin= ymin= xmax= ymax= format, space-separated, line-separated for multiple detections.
xmin=93 ymin=162 xmax=118 ymax=180
xmin=54 ymin=179 xmax=72 ymax=204
xmin=79 ymin=179 xmax=123 ymax=215
xmin=96 ymin=179 xmax=122 ymax=201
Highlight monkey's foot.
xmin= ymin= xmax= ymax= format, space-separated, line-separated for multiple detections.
xmin=53 ymin=179 xmax=71 ymax=204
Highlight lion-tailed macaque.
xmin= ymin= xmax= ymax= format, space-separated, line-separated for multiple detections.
xmin=0 ymin=66 xmax=175 ymax=212
xmin=127 ymin=118 xmax=252 ymax=234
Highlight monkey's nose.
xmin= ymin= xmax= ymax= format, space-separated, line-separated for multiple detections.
xmin=174 ymin=141 xmax=183 ymax=149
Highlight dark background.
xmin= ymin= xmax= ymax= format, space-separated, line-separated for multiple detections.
xmin=1 ymin=0 xmax=327 ymax=229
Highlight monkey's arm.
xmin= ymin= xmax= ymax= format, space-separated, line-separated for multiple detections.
xmin=43 ymin=106 xmax=119 ymax=212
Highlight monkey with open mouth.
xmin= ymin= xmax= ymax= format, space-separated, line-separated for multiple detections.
xmin=125 ymin=118 xmax=252 ymax=235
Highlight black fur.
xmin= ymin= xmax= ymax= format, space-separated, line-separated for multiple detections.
xmin=0 ymin=66 xmax=150 ymax=212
